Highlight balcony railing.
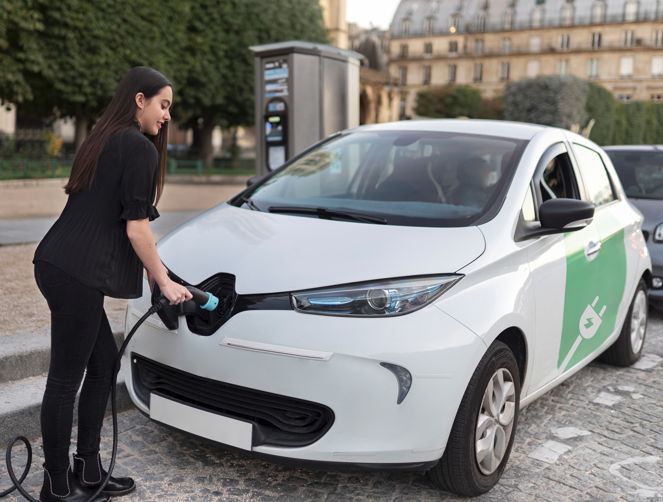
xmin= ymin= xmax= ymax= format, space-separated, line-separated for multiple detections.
xmin=391 ymin=40 xmax=663 ymax=60
xmin=391 ymin=12 xmax=663 ymax=39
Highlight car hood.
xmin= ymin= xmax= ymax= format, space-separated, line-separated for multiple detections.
xmin=156 ymin=204 xmax=486 ymax=294
xmin=629 ymin=198 xmax=663 ymax=231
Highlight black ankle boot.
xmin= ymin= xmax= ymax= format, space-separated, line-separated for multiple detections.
xmin=39 ymin=466 xmax=109 ymax=501
xmin=73 ymin=453 xmax=135 ymax=497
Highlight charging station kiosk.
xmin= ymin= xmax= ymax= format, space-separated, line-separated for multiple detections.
xmin=251 ymin=41 xmax=363 ymax=176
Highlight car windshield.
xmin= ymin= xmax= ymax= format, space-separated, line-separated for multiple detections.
xmin=239 ymin=130 xmax=527 ymax=227
xmin=607 ymin=150 xmax=663 ymax=200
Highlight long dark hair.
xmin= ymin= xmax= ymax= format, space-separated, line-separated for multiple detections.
xmin=65 ymin=66 xmax=172 ymax=204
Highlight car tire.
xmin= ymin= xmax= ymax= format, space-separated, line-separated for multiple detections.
xmin=600 ymin=279 xmax=648 ymax=367
xmin=428 ymin=341 xmax=521 ymax=496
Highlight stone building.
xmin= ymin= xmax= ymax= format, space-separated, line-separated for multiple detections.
xmin=389 ymin=0 xmax=663 ymax=117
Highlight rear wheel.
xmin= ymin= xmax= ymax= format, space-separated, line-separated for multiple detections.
xmin=428 ymin=341 xmax=521 ymax=496
xmin=601 ymin=279 xmax=648 ymax=366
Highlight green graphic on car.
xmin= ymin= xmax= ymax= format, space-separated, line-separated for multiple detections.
xmin=558 ymin=220 xmax=627 ymax=371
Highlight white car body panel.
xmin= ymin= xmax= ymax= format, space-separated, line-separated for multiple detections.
xmin=157 ymin=205 xmax=486 ymax=293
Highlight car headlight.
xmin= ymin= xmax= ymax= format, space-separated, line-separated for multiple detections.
xmin=654 ymin=223 xmax=663 ymax=243
xmin=291 ymin=275 xmax=462 ymax=317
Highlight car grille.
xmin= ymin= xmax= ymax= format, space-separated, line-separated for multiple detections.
xmin=131 ymin=354 xmax=334 ymax=447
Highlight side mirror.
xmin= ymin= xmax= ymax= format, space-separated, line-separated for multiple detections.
xmin=539 ymin=198 xmax=594 ymax=231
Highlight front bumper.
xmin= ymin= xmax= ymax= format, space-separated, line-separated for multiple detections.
xmin=122 ymin=288 xmax=486 ymax=465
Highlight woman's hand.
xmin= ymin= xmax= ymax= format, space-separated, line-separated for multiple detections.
xmin=158 ymin=277 xmax=193 ymax=305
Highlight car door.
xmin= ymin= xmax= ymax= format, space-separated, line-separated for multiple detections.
xmin=521 ymin=143 xmax=603 ymax=394
xmin=563 ymin=142 xmax=631 ymax=363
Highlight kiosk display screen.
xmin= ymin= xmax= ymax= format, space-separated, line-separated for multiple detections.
xmin=264 ymin=59 xmax=289 ymax=98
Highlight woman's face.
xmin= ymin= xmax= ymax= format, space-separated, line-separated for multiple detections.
xmin=136 ymin=86 xmax=172 ymax=136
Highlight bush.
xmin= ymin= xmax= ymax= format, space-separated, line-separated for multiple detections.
xmin=585 ymin=82 xmax=616 ymax=145
xmin=504 ymin=76 xmax=587 ymax=129
xmin=414 ymin=84 xmax=483 ymax=118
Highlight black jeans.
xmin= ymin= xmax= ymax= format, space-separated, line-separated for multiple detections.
xmin=34 ymin=261 xmax=117 ymax=477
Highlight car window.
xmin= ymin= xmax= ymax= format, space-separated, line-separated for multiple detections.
xmin=573 ymin=144 xmax=616 ymax=206
xmin=536 ymin=152 xmax=579 ymax=203
xmin=244 ymin=131 xmax=527 ymax=227
xmin=606 ymin=150 xmax=663 ymax=200
xmin=521 ymin=184 xmax=536 ymax=222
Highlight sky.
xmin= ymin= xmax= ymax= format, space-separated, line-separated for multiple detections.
xmin=346 ymin=0 xmax=401 ymax=29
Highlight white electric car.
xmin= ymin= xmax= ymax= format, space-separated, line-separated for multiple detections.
xmin=123 ymin=120 xmax=651 ymax=496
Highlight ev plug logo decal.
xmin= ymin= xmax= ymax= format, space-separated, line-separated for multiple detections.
xmin=559 ymin=296 xmax=606 ymax=371
xmin=557 ymin=224 xmax=626 ymax=371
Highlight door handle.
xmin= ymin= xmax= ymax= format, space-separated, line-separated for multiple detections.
xmin=585 ymin=240 xmax=602 ymax=260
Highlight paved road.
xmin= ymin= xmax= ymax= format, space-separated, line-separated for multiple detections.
xmin=0 ymin=211 xmax=201 ymax=246
xmin=2 ymin=311 xmax=662 ymax=501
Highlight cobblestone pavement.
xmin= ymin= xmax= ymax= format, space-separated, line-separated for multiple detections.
xmin=3 ymin=311 xmax=662 ymax=501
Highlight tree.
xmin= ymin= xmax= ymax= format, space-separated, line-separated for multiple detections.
xmin=0 ymin=0 xmax=44 ymax=105
xmin=414 ymin=84 xmax=482 ymax=118
xmin=504 ymin=76 xmax=588 ymax=129
xmin=175 ymin=0 xmax=327 ymax=167
xmin=15 ymin=0 xmax=188 ymax=148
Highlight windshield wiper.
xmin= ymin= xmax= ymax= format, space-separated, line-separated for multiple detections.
xmin=268 ymin=205 xmax=388 ymax=224
xmin=238 ymin=195 xmax=260 ymax=211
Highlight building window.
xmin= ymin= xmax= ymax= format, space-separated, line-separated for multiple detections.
xmin=560 ymin=2 xmax=575 ymax=25
xmin=588 ymin=57 xmax=599 ymax=78
xmin=618 ymin=94 xmax=632 ymax=102
xmin=531 ymin=6 xmax=545 ymax=28
xmin=474 ymin=63 xmax=483 ymax=82
xmin=652 ymin=56 xmax=663 ymax=77
xmin=503 ymin=9 xmax=515 ymax=30
xmin=399 ymin=66 xmax=408 ymax=85
xmin=623 ymin=30 xmax=634 ymax=48
xmin=399 ymin=44 xmax=409 ymax=58
xmin=399 ymin=96 xmax=407 ymax=118
xmin=476 ymin=12 xmax=487 ymax=32
xmin=591 ymin=32 xmax=602 ymax=49
xmin=401 ymin=18 xmax=411 ymax=36
xmin=530 ymin=36 xmax=541 ymax=52
xmin=449 ymin=13 xmax=462 ymax=33
xmin=591 ymin=0 xmax=606 ymax=23
xmin=449 ymin=40 xmax=459 ymax=53
xmin=448 ymin=64 xmax=457 ymax=83
xmin=500 ymin=61 xmax=510 ymax=81
xmin=560 ymin=34 xmax=570 ymax=50
xmin=423 ymin=65 xmax=432 ymax=84
xmin=624 ymin=0 xmax=638 ymax=21
xmin=527 ymin=60 xmax=540 ymax=77
xmin=558 ymin=59 xmax=569 ymax=75
xmin=619 ymin=56 xmax=634 ymax=78
xmin=475 ymin=38 xmax=484 ymax=55
xmin=424 ymin=16 xmax=435 ymax=35
xmin=502 ymin=38 xmax=512 ymax=53
xmin=655 ymin=29 xmax=663 ymax=47
xmin=424 ymin=42 xmax=433 ymax=55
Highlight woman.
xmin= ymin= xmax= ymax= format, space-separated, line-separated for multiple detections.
xmin=33 ymin=66 xmax=192 ymax=502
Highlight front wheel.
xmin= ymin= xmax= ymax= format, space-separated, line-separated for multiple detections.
xmin=600 ymin=279 xmax=648 ymax=367
xmin=428 ymin=341 xmax=521 ymax=496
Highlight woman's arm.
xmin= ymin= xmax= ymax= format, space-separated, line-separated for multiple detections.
xmin=126 ymin=218 xmax=192 ymax=304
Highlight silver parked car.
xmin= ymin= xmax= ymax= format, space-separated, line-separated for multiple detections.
xmin=604 ymin=146 xmax=663 ymax=310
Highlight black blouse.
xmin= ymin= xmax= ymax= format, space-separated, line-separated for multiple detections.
xmin=33 ymin=125 xmax=160 ymax=298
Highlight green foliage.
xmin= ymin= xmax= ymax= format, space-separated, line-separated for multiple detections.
xmin=504 ymin=76 xmax=587 ymax=129
xmin=176 ymin=0 xmax=328 ymax=130
xmin=585 ymin=82 xmax=615 ymax=145
xmin=414 ymin=84 xmax=482 ymax=118
xmin=0 ymin=0 xmax=44 ymax=104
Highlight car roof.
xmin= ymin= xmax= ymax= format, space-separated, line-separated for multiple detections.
xmin=352 ymin=119 xmax=548 ymax=141
xmin=603 ymin=145 xmax=663 ymax=151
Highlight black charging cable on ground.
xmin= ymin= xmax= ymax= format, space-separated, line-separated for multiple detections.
xmin=2 ymin=285 xmax=219 ymax=502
